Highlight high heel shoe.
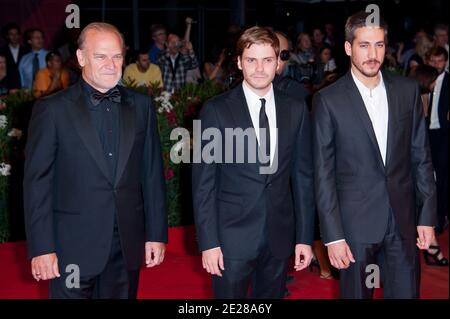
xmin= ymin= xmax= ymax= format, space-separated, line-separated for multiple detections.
xmin=423 ymin=245 xmax=449 ymax=266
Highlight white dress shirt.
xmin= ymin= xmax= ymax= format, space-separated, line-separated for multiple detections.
xmin=242 ymin=80 xmax=277 ymax=163
xmin=351 ymin=70 xmax=389 ymax=165
xmin=9 ymin=45 xmax=19 ymax=63
xmin=326 ymin=70 xmax=389 ymax=246
xmin=429 ymin=71 xmax=445 ymax=130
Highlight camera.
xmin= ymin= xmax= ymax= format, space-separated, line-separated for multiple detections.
xmin=175 ymin=41 xmax=185 ymax=49
xmin=280 ymin=50 xmax=290 ymax=61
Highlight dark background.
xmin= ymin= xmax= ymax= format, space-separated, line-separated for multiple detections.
xmin=0 ymin=0 xmax=448 ymax=64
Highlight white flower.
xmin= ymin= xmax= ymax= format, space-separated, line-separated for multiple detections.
xmin=7 ymin=128 xmax=22 ymax=139
xmin=155 ymin=91 xmax=174 ymax=113
xmin=0 ymin=115 xmax=7 ymax=129
xmin=0 ymin=163 xmax=11 ymax=176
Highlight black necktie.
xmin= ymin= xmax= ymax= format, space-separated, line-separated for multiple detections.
xmin=90 ymin=87 xmax=121 ymax=106
xmin=32 ymin=53 xmax=39 ymax=80
xmin=259 ymin=98 xmax=270 ymax=161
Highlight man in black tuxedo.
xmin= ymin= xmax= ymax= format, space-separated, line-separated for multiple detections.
xmin=192 ymin=26 xmax=315 ymax=299
xmin=312 ymin=12 xmax=437 ymax=299
xmin=426 ymin=46 xmax=449 ymax=234
xmin=24 ymin=22 xmax=168 ymax=299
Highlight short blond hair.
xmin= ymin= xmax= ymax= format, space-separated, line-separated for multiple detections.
xmin=78 ymin=22 xmax=125 ymax=50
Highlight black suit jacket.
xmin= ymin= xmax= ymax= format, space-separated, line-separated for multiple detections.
xmin=432 ymin=72 xmax=449 ymax=132
xmin=0 ymin=45 xmax=27 ymax=69
xmin=24 ymin=81 xmax=168 ymax=276
xmin=192 ymin=83 xmax=315 ymax=260
xmin=312 ymin=71 xmax=437 ymax=244
xmin=0 ymin=45 xmax=27 ymax=87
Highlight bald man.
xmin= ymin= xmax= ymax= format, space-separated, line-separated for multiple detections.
xmin=273 ymin=31 xmax=310 ymax=104
xmin=24 ymin=22 xmax=168 ymax=299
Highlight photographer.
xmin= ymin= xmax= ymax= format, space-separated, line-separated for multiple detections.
xmin=157 ymin=30 xmax=198 ymax=93
xmin=203 ymin=48 xmax=229 ymax=85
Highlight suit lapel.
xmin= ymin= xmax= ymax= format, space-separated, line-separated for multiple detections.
xmin=226 ymin=84 xmax=254 ymax=131
xmin=226 ymin=85 xmax=266 ymax=182
xmin=267 ymin=88 xmax=290 ymax=183
xmin=383 ymin=71 xmax=396 ymax=170
xmin=114 ymin=87 xmax=136 ymax=186
xmin=67 ymin=82 xmax=113 ymax=184
xmin=344 ymin=72 xmax=386 ymax=172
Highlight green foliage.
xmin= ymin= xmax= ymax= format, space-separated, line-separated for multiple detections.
xmin=125 ymin=81 xmax=224 ymax=226
xmin=0 ymin=90 xmax=33 ymax=242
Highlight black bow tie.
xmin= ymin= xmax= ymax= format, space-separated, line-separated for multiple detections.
xmin=90 ymin=87 xmax=121 ymax=106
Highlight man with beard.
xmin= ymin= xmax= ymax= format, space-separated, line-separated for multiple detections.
xmin=312 ymin=12 xmax=437 ymax=298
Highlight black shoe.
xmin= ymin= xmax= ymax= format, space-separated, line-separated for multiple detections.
xmin=330 ymin=266 xmax=340 ymax=280
xmin=284 ymin=287 xmax=290 ymax=298
xmin=423 ymin=245 xmax=450 ymax=266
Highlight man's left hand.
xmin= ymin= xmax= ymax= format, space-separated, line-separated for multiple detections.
xmin=416 ymin=226 xmax=434 ymax=250
xmin=294 ymin=244 xmax=313 ymax=271
xmin=145 ymin=242 xmax=166 ymax=267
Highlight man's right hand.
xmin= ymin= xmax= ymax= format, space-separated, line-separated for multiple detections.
xmin=202 ymin=247 xmax=224 ymax=277
xmin=31 ymin=253 xmax=60 ymax=281
xmin=327 ymin=241 xmax=355 ymax=270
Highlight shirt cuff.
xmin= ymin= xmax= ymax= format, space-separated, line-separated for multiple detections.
xmin=324 ymin=239 xmax=345 ymax=246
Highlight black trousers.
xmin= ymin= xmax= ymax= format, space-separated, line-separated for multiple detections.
xmin=212 ymin=234 xmax=289 ymax=299
xmin=340 ymin=211 xmax=420 ymax=299
xmin=49 ymin=220 xmax=140 ymax=299
xmin=429 ymin=129 xmax=449 ymax=231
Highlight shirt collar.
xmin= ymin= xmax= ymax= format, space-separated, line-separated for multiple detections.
xmin=169 ymin=53 xmax=179 ymax=60
xmin=351 ymin=69 xmax=385 ymax=97
xmin=32 ymin=48 xmax=45 ymax=54
xmin=436 ymin=71 xmax=445 ymax=83
xmin=80 ymin=77 xmax=120 ymax=110
xmin=242 ymin=80 xmax=274 ymax=108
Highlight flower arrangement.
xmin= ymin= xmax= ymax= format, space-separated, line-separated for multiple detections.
xmin=124 ymin=80 xmax=223 ymax=226
xmin=0 ymin=90 xmax=33 ymax=242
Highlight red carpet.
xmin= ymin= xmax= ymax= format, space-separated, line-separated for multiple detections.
xmin=0 ymin=225 xmax=448 ymax=299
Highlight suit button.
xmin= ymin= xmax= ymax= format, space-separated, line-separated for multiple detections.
xmin=266 ymin=183 xmax=273 ymax=188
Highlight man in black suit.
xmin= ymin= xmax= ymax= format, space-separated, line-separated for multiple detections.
xmin=192 ymin=26 xmax=315 ymax=299
xmin=312 ymin=12 xmax=437 ymax=299
xmin=24 ymin=22 xmax=168 ymax=299
xmin=0 ymin=23 xmax=27 ymax=88
xmin=426 ymin=46 xmax=449 ymax=234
